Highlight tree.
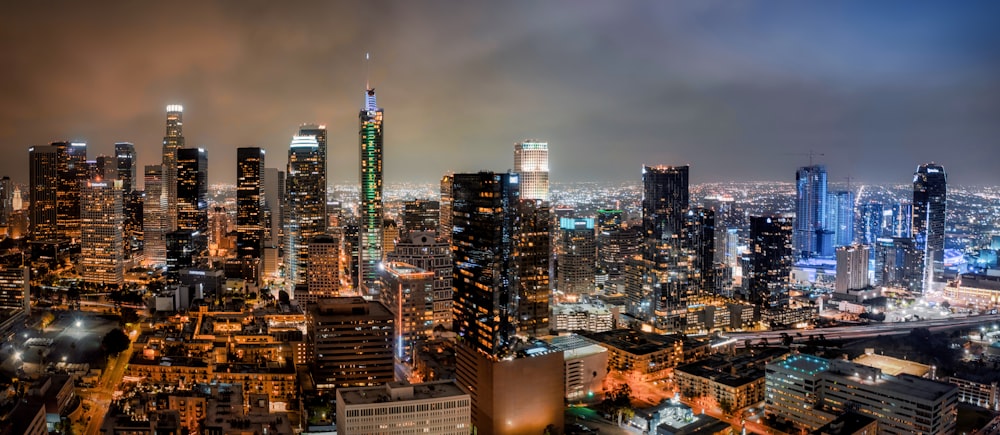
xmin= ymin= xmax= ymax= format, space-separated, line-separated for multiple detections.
xmin=102 ymin=328 xmax=130 ymax=356
xmin=120 ymin=307 xmax=140 ymax=326
xmin=278 ymin=290 xmax=290 ymax=305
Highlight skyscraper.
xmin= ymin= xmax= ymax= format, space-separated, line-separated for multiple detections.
xmin=684 ymin=207 xmax=716 ymax=296
xmin=359 ymin=88 xmax=384 ymax=295
xmin=285 ymin=135 xmax=324 ymax=286
xmin=55 ymin=141 xmax=88 ymax=242
xmin=236 ymin=147 xmax=266 ymax=260
xmin=28 ymin=145 xmax=60 ymax=241
xmin=401 ymin=200 xmax=440 ymax=234
xmin=835 ymin=244 xmax=869 ymax=293
xmin=826 ymin=190 xmax=854 ymax=248
xmin=114 ymin=143 xmax=136 ymax=191
xmin=388 ymin=231 xmax=453 ymax=329
xmin=80 ymin=180 xmax=124 ymax=287
xmin=307 ymin=297 xmax=395 ymax=391
xmin=162 ymin=105 xmax=184 ymax=232
xmin=859 ymin=202 xmax=884 ymax=246
xmin=642 ymin=165 xmax=689 ymax=241
xmin=873 ymin=237 xmax=922 ymax=291
xmin=912 ymin=163 xmax=947 ymax=289
xmin=378 ymin=262 xmax=434 ymax=361
xmin=438 ymin=174 xmax=453 ymax=243
xmin=0 ymin=176 xmax=12 ymax=227
xmin=298 ymin=124 xmax=327 ymax=192
xmin=305 ymin=234 xmax=341 ymax=300
xmin=516 ymin=199 xmax=551 ymax=336
xmin=176 ymin=148 xmax=208 ymax=239
xmin=558 ymin=217 xmax=596 ymax=295
xmin=451 ymin=171 xmax=520 ymax=356
xmin=748 ymin=216 xmax=794 ymax=308
xmin=262 ymin=167 xmax=285 ymax=277
xmin=115 ymin=142 xmax=141 ymax=259
xmin=143 ymin=165 xmax=167 ymax=266
xmin=794 ymin=165 xmax=828 ymax=258
xmin=514 ymin=140 xmax=549 ymax=202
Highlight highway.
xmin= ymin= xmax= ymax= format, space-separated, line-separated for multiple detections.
xmin=726 ymin=314 xmax=1000 ymax=346
xmin=77 ymin=334 xmax=137 ymax=435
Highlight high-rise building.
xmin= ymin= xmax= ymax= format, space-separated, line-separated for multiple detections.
xmin=307 ymin=297 xmax=394 ymax=391
xmin=236 ymin=147 xmax=266 ymax=260
xmin=514 ymin=140 xmax=549 ymax=202
xmin=889 ymin=201 xmax=912 ymax=238
xmin=794 ymin=165 xmax=828 ymax=258
xmin=748 ymin=216 xmax=794 ymax=308
xmin=143 ymin=165 xmax=167 ymax=266
xmin=262 ymin=167 xmax=284 ymax=277
xmin=298 ymin=124 xmax=327 ymax=194
xmin=55 ymin=141 xmax=88 ymax=242
xmin=176 ymin=148 xmax=208 ymax=255
xmin=162 ymin=105 xmax=184 ymax=232
xmin=388 ymin=231 xmax=453 ymax=328
xmin=285 ymin=135 xmax=324 ymax=286
xmin=642 ymin=165 xmax=689 ymax=241
xmin=451 ymin=172 xmax=520 ymax=356
xmin=684 ymin=207 xmax=716 ymax=296
xmin=336 ymin=381 xmax=471 ymax=435
xmin=912 ymin=163 xmax=947 ymax=289
xmin=114 ymin=143 xmax=136 ymax=192
xmin=305 ymin=234 xmax=340 ymax=300
xmin=382 ymin=218 xmax=399 ymax=258
xmin=516 ymin=199 xmax=551 ymax=336
xmin=835 ymin=244 xmax=869 ymax=293
xmin=114 ymin=143 xmax=142 ymax=260
xmin=401 ymin=200 xmax=440 ymax=235
xmin=0 ymin=176 xmax=12 ymax=227
xmin=874 ymin=237 xmax=922 ymax=291
xmin=599 ymin=224 xmax=641 ymax=280
xmin=558 ymin=217 xmax=596 ymax=295
xmin=80 ymin=180 xmax=124 ymax=287
xmin=359 ymin=88 xmax=384 ymax=295
xmin=438 ymin=174 xmax=453 ymax=243
xmin=859 ymin=202 xmax=883 ymax=246
xmin=826 ymin=190 xmax=854 ymax=247
xmin=379 ymin=262 xmax=434 ymax=361
xmin=29 ymin=145 xmax=60 ymax=241
xmin=0 ymin=266 xmax=30 ymax=314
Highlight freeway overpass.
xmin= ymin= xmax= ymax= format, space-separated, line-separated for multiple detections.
xmin=725 ymin=314 xmax=1000 ymax=346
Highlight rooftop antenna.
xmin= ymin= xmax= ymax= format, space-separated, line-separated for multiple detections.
xmin=365 ymin=52 xmax=371 ymax=90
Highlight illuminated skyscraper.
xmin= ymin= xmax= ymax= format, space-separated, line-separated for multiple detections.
xmin=684 ymin=207 xmax=716 ymax=296
xmin=642 ymin=165 xmax=689 ymax=240
xmin=143 ymin=165 xmax=167 ymax=266
xmin=308 ymin=297 xmax=395 ymax=391
xmin=558 ymin=217 xmax=596 ymax=295
xmin=859 ymin=202 xmax=884 ymax=246
xmin=451 ymin=171 xmax=520 ymax=356
xmin=162 ymin=105 xmax=184 ymax=232
xmin=236 ymin=147 xmax=266 ymax=260
xmin=835 ymin=244 xmax=869 ymax=293
xmin=912 ymin=163 xmax=947 ymax=289
xmin=748 ymin=216 xmax=794 ymax=308
xmin=514 ymin=140 xmax=549 ymax=202
xmin=285 ymin=135 xmax=324 ymax=286
xmin=794 ymin=165 xmax=829 ymax=258
xmin=379 ymin=262 xmax=434 ymax=361
xmin=114 ymin=143 xmax=136 ymax=192
xmin=516 ymin=199 xmax=551 ymax=336
xmin=388 ymin=231 xmax=453 ymax=329
xmin=826 ymin=190 xmax=854 ymax=248
xmin=114 ymin=143 xmax=141 ymax=259
xmin=262 ymin=167 xmax=285 ymax=277
xmin=438 ymin=174 xmax=453 ymax=243
xmin=305 ymin=234 xmax=341 ymax=301
xmin=298 ymin=123 xmax=327 ymax=191
xmin=28 ymin=145 xmax=59 ymax=241
xmin=889 ymin=202 xmax=912 ymax=238
xmin=55 ymin=141 xmax=88 ymax=242
xmin=359 ymin=88 xmax=384 ymax=294
xmin=401 ymin=200 xmax=439 ymax=235
xmin=0 ymin=176 xmax=11 ymax=227
xmin=80 ymin=180 xmax=124 ymax=287
xmin=176 ymin=148 xmax=208 ymax=239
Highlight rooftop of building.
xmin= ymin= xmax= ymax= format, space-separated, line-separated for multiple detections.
xmin=337 ymin=380 xmax=468 ymax=406
xmin=811 ymin=412 xmax=876 ymax=435
xmin=676 ymin=348 xmax=788 ymax=387
xmin=582 ymin=329 xmax=684 ymax=356
xmin=548 ymin=334 xmax=608 ymax=359
xmin=769 ymin=354 xmax=830 ymax=376
xmin=381 ymin=261 xmax=432 ymax=277
xmin=309 ymin=297 xmax=393 ymax=318
xmin=852 ymin=352 xmax=930 ymax=377
xmin=552 ymin=303 xmax=612 ymax=315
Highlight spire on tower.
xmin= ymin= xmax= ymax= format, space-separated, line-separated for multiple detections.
xmin=364 ymin=52 xmax=378 ymax=111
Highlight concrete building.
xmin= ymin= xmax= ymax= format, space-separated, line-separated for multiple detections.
xmin=387 ymin=231 xmax=452 ymax=328
xmin=307 ymin=297 xmax=394 ymax=391
xmin=0 ymin=265 xmax=30 ymax=314
xmin=675 ymin=348 xmax=786 ymax=413
xmin=551 ymin=303 xmax=613 ymax=333
xmin=378 ymin=262 xmax=434 ymax=362
xmin=548 ymin=334 xmax=609 ymax=401
xmin=305 ymin=234 xmax=340 ymax=300
xmin=335 ymin=381 xmax=470 ymax=435
xmin=835 ymin=244 xmax=869 ymax=294
xmin=80 ymin=180 xmax=124 ymax=287
xmin=582 ymin=330 xmax=687 ymax=381
xmin=514 ymin=140 xmax=549 ymax=202
xmin=558 ymin=217 xmax=597 ymax=295
xmin=944 ymin=274 xmax=1000 ymax=310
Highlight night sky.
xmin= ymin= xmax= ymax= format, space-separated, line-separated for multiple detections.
xmin=2 ymin=1 xmax=999 ymax=186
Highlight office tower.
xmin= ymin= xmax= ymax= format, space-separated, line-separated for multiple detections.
xmin=724 ymin=228 xmax=740 ymax=268
xmin=114 ymin=143 xmax=136 ymax=191
xmin=516 ymin=199 xmax=551 ymax=336
xmin=451 ymin=172 xmax=520 ymax=355
xmin=794 ymin=165 xmax=828 ymax=258
xmin=388 ymin=231 xmax=453 ymax=328
xmin=335 ymin=381 xmax=471 ymax=435
xmin=236 ymin=147 xmax=266 ymax=260
xmin=401 ymin=200 xmax=440 ymax=234
xmin=684 ymin=207 xmax=716 ymax=295
xmin=889 ymin=201 xmax=912 ymax=238
xmin=642 ymin=165 xmax=689 ymax=240
xmin=0 ymin=266 xmax=30 ymax=314
xmin=80 ymin=180 xmax=124 ymax=287
xmin=29 ymin=145 xmax=60 ymax=241
xmin=599 ymin=225 xmax=641 ymax=280
xmin=114 ymin=143 xmax=141 ymax=260
xmin=143 ymin=165 xmax=167 ymax=266
xmin=765 ymin=354 xmax=957 ymax=434
xmin=835 ymin=244 xmax=869 ymax=293
xmin=298 ymin=123 xmax=327 ymax=193
xmin=874 ymin=237 xmax=922 ymax=291
xmin=342 ymin=223 xmax=361 ymax=290
xmin=379 ymin=262 xmax=434 ymax=361
xmin=307 ymin=297 xmax=394 ymax=391
xmin=596 ymin=209 xmax=627 ymax=278
xmin=0 ymin=176 xmax=11 ymax=226
xmin=382 ymin=219 xmax=398 ymax=258
xmin=306 ymin=234 xmax=341 ymax=300
xmin=748 ymin=216 xmax=794 ymax=308
xmin=913 ymin=163 xmax=947 ymax=288
xmin=166 ymin=229 xmax=197 ymax=274
xmin=54 ymin=141 xmax=87 ymax=242
xmin=358 ymin=87 xmax=384 ymax=295
xmin=262 ymin=167 xmax=284 ymax=276
xmin=438 ymin=174 xmax=453 ymax=243
xmin=596 ymin=209 xmax=623 ymax=234
xmin=91 ymin=155 xmax=115 ymax=181
xmin=514 ymin=140 xmax=549 ymax=202
xmin=826 ymin=190 xmax=854 ymax=247
xmin=11 ymin=187 xmax=22 ymax=212
xmin=558 ymin=217 xmax=596 ymax=295
xmin=285 ymin=135 xmax=324 ymax=286
xmin=176 ymin=148 xmax=208 ymax=235
xmin=859 ymin=202 xmax=883 ymax=246
xmin=162 ymin=105 xmax=184 ymax=232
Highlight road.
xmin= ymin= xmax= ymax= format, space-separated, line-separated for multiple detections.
xmin=77 ymin=338 xmax=136 ymax=435
xmin=728 ymin=313 xmax=1000 ymax=346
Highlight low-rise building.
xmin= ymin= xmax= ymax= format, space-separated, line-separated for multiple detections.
xmin=552 ymin=303 xmax=613 ymax=333
xmin=675 ymin=348 xmax=787 ymax=413
xmin=582 ymin=330 xmax=686 ymax=381
xmin=336 ymin=380 xmax=471 ymax=435
xmin=548 ymin=334 xmax=609 ymax=401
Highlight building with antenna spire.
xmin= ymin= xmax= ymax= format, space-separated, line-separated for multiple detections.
xmin=359 ymin=84 xmax=384 ymax=295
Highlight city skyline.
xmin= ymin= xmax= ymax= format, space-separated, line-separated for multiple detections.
xmin=2 ymin=1 xmax=999 ymax=186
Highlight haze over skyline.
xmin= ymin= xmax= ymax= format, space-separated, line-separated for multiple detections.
xmin=2 ymin=1 xmax=999 ymax=186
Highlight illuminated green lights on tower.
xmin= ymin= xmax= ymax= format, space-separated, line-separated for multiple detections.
xmin=359 ymin=87 xmax=384 ymax=295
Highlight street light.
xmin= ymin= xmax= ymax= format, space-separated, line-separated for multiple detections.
xmin=75 ymin=320 xmax=82 ymax=328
